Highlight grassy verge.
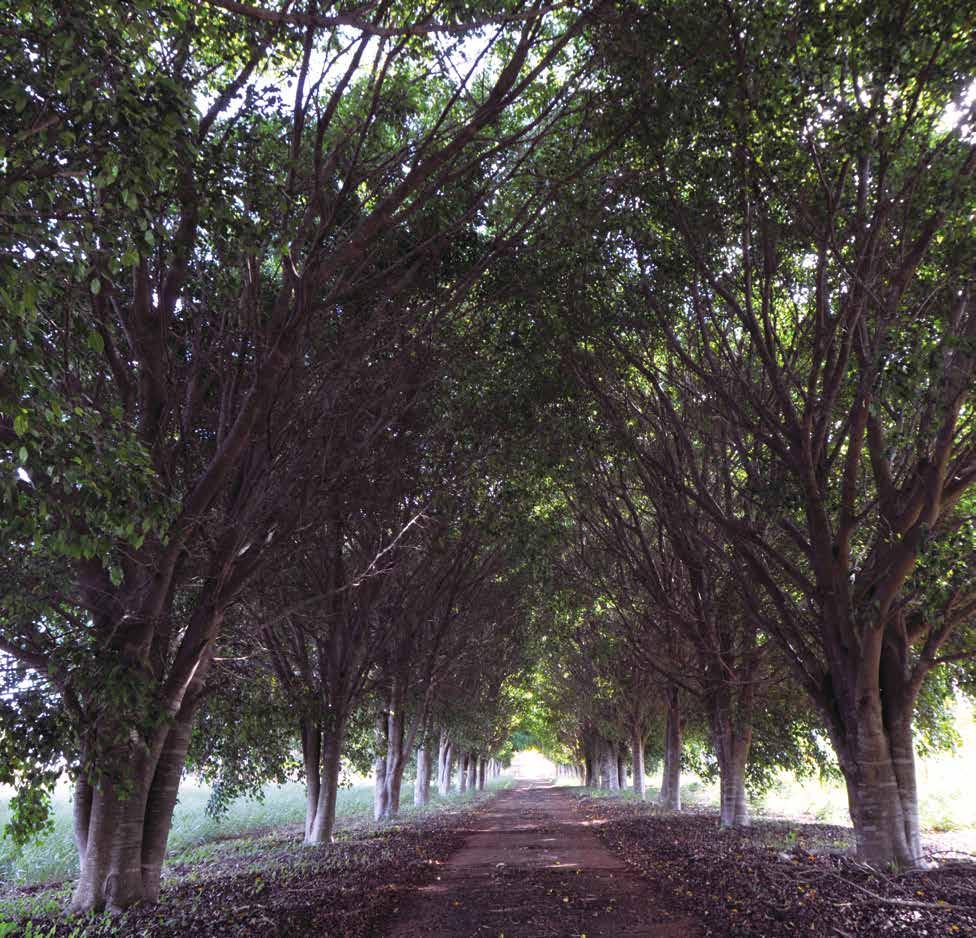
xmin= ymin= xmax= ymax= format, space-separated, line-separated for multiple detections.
xmin=0 ymin=778 xmax=510 ymax=936
xmin=0 ymin=777 xmax=508 ymax=890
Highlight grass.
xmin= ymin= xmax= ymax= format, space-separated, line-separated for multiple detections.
xmin=0 ymin=775 xmax=508 ymax=889
xmin=567 ymin=701 xmax=976 ymax=835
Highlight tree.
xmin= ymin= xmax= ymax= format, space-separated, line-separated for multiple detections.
xmin=580 ymin=0 xmax=976 ymax=865
xmin=0 ymin=0 xmax=595 ymax=909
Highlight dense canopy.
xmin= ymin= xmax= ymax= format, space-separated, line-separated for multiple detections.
xmin=1 ymin=0 xmax=975 ymax=926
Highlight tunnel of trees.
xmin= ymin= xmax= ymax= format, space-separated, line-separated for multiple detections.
xmin=1 ymin=0 xmax=975 ymax=922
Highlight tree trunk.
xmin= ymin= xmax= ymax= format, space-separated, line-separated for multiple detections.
xmin=139 ymin=709 xmax=197 ymax=901
xmin=373 ymin=713 xmax=390 ymax=821
xmin=616 ymin=749 xmax=626 ymax=789
xmin=72 ymin=772 xmax=92 ymax=877
xmin=631 ymin=726 xmax=646 ymax=799
xmin=601 ymin=743 xmax=619 ymax=791
xmin=459 ymin=753 xmax=469 ymax=793
xmin=713 ymin=718 xmax=751 ymax=828
xmin=301 ymin=719 xmax=322 ymax=841
xmin=438 ymin=742 xmax=454 ymax=796
xmin=477 ymin=755 xmax=487 ymax=791
xmin=658 ymin=687 xmax=682 ymax=811
xmin=307 ymin=732 xmax=342 ymax=843
xmin=71 ymin=688 xmax=203 ymax=911
xmin=583 ymin=747 xmax=595 ymax=787
xmin=467 ymin=753 xmax=477 ymax=791
xmin=832 ymin=709 xmax=922 ymax=867
xmin=414 ymin=746 xmax=430 ymax=806
xmin=71 ymin=768 xmax=152 ymax=912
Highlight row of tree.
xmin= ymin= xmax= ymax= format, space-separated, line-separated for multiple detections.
xmin=3 ymin=0 xmax=975 ymax=917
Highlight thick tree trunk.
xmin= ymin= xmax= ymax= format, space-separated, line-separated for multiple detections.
xmin=631 ymin=727 xmax=646 ymax=799
xmin=712 ymin=717 xmax=751 ymax=828
xmin=466 ymin=753 xmax=477 ymax=791
xmin=459 ymin=753 xmax=469 ymax=793
xmin=307 ymin=733 xmax=342 ymax=843
xmin=583 ymin=747 xmax=595 ymax=787
xmin=438 ymin=742 xmax=454 ymax=796
xmin=616 ymin=749 xmax=626 ymax=789
xmin=658 ymin=687 xmax=682 ymax=811
xmin=601 ymin=743 xmax=619 ymax=791
xmin=139 ymin=710 xmax=196 ymax=901
xmin=833 ymin=711 xmax=922 ymax=867
xmin=477 ymin=755 xmax=487 ymax=791
xmin=414 ymin=746 xmax=431 ymax=806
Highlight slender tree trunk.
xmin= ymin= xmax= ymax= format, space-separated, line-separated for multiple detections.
xmin=414 ymin=746 xmax=430 ymax=806
xmin=301 ymin=719 xmax=322 ymax=841
xmin=477 ymin=755 xmax=487 ymax=791
xmin=631 ymin=726 xmax=646 ymax=799
xmin=658 ymin=687 xmax=682 ymax=811
xmin=72 ymin=772 xmax=93 ymax=877
xmin=616 ymin=749 xmax=626 ymax=789
xmin=459 ymin=753 xmax=469 ymax=793
xmin=601 ymin=742 xmax=619 ymax=791
xmin=373 ymin=713 xmax=390 ymax=821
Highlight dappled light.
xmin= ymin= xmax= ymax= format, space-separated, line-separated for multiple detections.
xmin=2 ymin=0 xmax=975 ymax=935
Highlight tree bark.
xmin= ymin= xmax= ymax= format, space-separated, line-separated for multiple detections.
xmin=301 ymin=719 xmax=322 ymax=841
xmin=414 ymin=746 xmax=431 ymax=806
xmin=307 ymin=732 xmax=342 ymax=843
xmin=631 ymin=726 xmax=646 ymax=799
xmin=477 ymin=755 xmax=487 ymax=791
xmin=658 ymin=687 xmax=682 ymax=811
xmin=459 ymin=753 xmax=469 ymax=793
xmin=373 ymin=712 xmax=390 ymax=821
xmin=829 ymin=703 xmax=922 ymax=867
xmin=712 ymin=717 xmax=751 ymax=828
xmin=438 ymin=741 xmax=454 ymax=796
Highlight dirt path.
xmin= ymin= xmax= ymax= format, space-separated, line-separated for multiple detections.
xmin=384 ymin=781 xmax=699 ymax=937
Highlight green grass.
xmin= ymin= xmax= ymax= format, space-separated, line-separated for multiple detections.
xmin=0 ymin=776 xmax=509 ymax=889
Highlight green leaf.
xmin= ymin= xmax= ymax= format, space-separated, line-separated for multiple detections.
xmin=90 ymin=278 xmax=101 ymax=296
xmin=87 ymin=331 xmax=105 ymax=354
xmin=13 ymin=413 xmax=28 ymax=436
xmin=17 ymin=447 xmax=28 ymax=465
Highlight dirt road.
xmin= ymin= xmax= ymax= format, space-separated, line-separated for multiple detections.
xmin=384 ymin=781 xmax=699 ymax=937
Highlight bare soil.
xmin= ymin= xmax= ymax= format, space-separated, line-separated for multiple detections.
xmin=383 ymin=781 xmax=699 ymax=937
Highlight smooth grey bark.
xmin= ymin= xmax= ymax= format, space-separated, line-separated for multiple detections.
xmin=71 ymin=665 xmax=207 ymax=911
xmin=373 ymin=712 xmax=390 ymax=821
xmin=438 ymin=741 xmax=454 ymax=796
xmin=307 ymin=733 xmax=343 ymax=843
xmin=414 ymin=746 xmax=431 ymax=806
xmin=631 ymin=727 xmax=646 ymax=799
xmin=658 ymin=687 xmax=682 ymax=812
xmin=301 ymin=719 xmax=322 ymax=840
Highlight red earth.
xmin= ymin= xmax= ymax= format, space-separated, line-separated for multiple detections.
xmin=383 ymin=780 xmax=699 ymax=937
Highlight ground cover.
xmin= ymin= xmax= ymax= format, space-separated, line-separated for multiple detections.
xmin=0 ymin=782 xmax=506 ymax=937
xmin=577 ymin=792 xmax=976 ymax=937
